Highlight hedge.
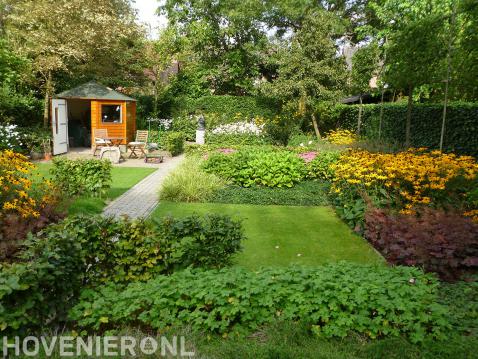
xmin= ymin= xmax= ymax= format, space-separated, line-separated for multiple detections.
xmin=171 ymin=95 xmax=280 ymax=119
xmin=326 ymin=102 xmax=478 ymax=156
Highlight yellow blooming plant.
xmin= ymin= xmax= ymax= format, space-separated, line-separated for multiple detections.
xmin=0 ymin=150 xmax=54 ymax=218
xmin=326 ymin=129 xmax=358 ymax=145
xmin=331 ymin=149 xmax=478 ymax=217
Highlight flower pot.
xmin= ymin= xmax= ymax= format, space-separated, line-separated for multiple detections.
xmin=44 ymin=152 xmax=52 ymax=161
xmin=30 ymin=151 xmax=44 ymax=160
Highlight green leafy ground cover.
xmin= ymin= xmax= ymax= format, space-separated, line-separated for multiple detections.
xmin=152 ymin=202 xmax=383 ymax=269
xmin=34 ymin=163 xmax=156 ymax=215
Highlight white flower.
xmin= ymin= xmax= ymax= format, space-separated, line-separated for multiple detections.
xmin=211 ymin=121 xmax=264 ymax=135
xmin=308 ymin=140 xmax=313 ymax=145
xmin=300 ymin=143 xmax=304 ymax=147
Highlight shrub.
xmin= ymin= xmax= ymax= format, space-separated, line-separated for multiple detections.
xmin=264 ymin=114 xmax=298 ymax=146
xmin=171 ymin=115 xmax=197 ymax=141
xmin=40 ymin=214 xmax=244 ymax=284
xmin=163 ymin=131 xmax=185 ymax=156
xmin=160 ymin=156 xmax=225 ymax=202
xmin=207 ymin=181 xmax=330 ymax=206
xmin=305 ymin=151 xmax=341 ymax=181
xmin=0 ymin=124 xmax=22 ymax=150
xmin=70 ymin=263 xmax=449 ymax=342
xmin=203 ymin=149 xmax=306 ymax=188
xmin=50 ymin=158 xmax=112 ymax=197
xmin=154 ymin=214 xmax=244 ymax=269
xmin=364 ymin=208 xmax=478 ymax=281
xmin=0 ymin=227 xmax=85 ymax=336
xmin=0 ymin=150 xmax=60 ymax=259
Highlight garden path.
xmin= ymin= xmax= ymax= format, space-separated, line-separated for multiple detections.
xmin=102 ymin=154 xmax=185 ymax=219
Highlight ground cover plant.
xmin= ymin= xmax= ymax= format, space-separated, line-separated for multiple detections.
xmin=208 ymin=180 xmax=330 ymax=206
xmin=0 ymin=213 xmax=244 ymax=336
xmin=365 ymin=208 xmax=478 ymax=280
xmin=153 ymin=202 xmax=382 ymax=269
xmin=70 ymin=263 xmax=449 ymax=343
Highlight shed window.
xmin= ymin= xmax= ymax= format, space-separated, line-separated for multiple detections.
xmin=101 ymin=104 xmax=122 ymax=123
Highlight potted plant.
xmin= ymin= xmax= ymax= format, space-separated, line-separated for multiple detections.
xmin=42 ymin=139 xmax=52 ymax=160
xmin=30 ymin=144 xmax=44 ymax=160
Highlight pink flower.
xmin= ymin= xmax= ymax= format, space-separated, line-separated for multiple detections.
xmin=297 ymin=151 xmax=318 ymax=163
xmin=217 ymin=148 xmax=236 ymax=155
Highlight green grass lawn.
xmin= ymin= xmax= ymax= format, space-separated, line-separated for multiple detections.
xmin=152 ymin=202 xmax=383 ymax=269
xmin=34 ymin=163 xmax=156 ymax=215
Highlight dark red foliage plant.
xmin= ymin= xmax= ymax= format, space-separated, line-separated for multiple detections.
xmin=364 ymin=207 xmax=478 ymax=281
xmin=0 ymin=204 xmax=65 ymax=262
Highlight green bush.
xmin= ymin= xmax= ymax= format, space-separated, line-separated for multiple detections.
xmin=160 ymin=156 xmax=225 ymax=202
xmin=171 ymin=115 xmax=197 ymax=141
xmin=305 ymin=151 xmax=341 ymax=181
xmin=42 ymin=214 xmax=244 ymax=283
xmin=203 ymin=149 xmax=306 ymax=188
xmin=154 ymin=214 xmax=244 ymax=269
xmin=70 ymin=263 xmax=450 ymax=342
xmin=163 ymin=131 xmax=185 ymax=156
xmin=207 ymin=181 xmax=330 ymax=206
xmin=321 ymin=102 xmax=478 ymax=156
xmin=50 ymin=158 xmax=112 ymax=197
xmin=0 ymin=228 xmax=85 ymax=336
xmin=206 ymin=133 xmax=269 ymax=146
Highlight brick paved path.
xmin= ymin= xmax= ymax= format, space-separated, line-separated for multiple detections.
xmin=103 ymin=155 xmax=184 ymax=219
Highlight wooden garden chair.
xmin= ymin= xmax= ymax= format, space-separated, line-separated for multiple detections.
xmin=92 ymin=128 xmax=112 ymax=156
xmin=128 ymin=130 xmax=149 ymax=158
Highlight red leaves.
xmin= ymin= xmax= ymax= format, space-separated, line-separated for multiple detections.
xmin=364 ymin=207 xmax=478 ymax=281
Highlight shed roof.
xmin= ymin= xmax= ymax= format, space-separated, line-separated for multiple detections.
xmin=55 ymin=81 xmax=136 ymax=101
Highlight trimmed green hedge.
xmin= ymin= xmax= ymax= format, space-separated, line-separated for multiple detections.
xmin=326 ymin=103 xmax=478 ymax=156
xmin=172 ymin=95 xmax=280 ymax=119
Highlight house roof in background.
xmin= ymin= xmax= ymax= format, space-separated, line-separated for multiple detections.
xmin=55 ymin=81 xmax=136 ymax=101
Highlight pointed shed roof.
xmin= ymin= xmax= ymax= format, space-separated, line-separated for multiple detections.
xmin=55 ymin=81 xmax=136 ymax=101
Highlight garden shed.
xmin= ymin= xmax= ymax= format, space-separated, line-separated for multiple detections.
xmin=51 ymin=81 xmax=136 ymax=155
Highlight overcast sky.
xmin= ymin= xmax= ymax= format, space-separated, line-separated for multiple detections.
xmin=132 ymin=0 xmax=168 ymax=39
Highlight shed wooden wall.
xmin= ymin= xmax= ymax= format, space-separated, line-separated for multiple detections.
xmin=90 ymin=100 xmax=136 ymax=147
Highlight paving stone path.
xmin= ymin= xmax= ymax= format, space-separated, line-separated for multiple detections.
xmin=103 ymin=155 xmax=185 ymax=219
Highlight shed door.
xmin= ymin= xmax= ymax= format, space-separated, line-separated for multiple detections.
xmin=51 ymin=99 xmax=68 ymax=155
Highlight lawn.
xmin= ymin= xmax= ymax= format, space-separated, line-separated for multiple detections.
xmin=34 ymin=163 xmax=156 ymax=215
xmin=152 ymin=202 xmax=383 ymax=269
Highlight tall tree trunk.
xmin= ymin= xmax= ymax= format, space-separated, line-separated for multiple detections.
xmin=405 ymin=85 xmax=413 ymax=148
xmin=311 ymin=113 xmax=321 ymax=139
xmin=440 ymin=2 xmax=457 ymax=151
xmin=379 ymin=87 xmax=385 ymax=140
xmin=43 ymin=71 xmax=53 ymax=128
xmin=357 ymin=94 xmax=363 ymax=135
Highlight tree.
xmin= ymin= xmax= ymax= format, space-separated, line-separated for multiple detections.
xmin=261 ymin=11 xmax=347 ymax=138
xmin=385 ymin=14 xmax=446 ymax=147
xmin=4 ymin=0 xmax=143 ymax=127
xmin=160 ymin=0 xmax=267 ymax=95
xmin=350 ymin=42 xmax=380 ymax=134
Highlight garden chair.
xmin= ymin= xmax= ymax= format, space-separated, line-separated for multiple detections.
xmin=92 ymin=128 xmax=111 ymax=156
xmin=128 ymin=130 xmax=149 ymax=158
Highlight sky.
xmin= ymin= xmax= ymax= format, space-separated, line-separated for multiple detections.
xmin=132 ymin=0 xmax=168 ymax=39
